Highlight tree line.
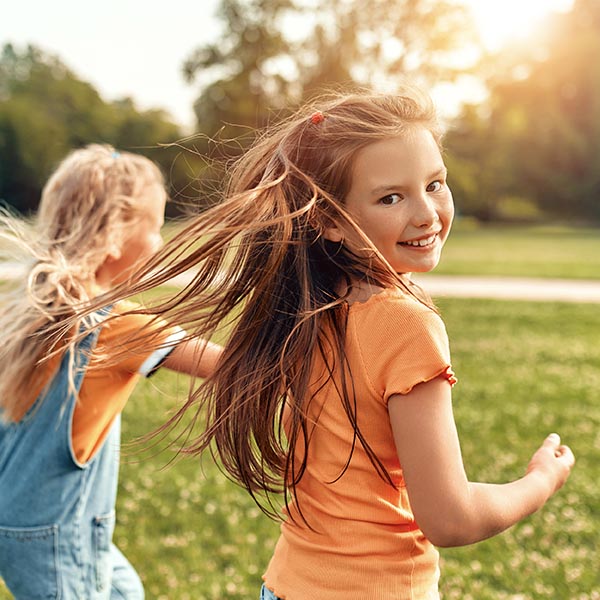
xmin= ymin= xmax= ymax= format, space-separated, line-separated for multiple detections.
xmin=0 ymin=44 xmax=203 ymax=217
xmin=2 ymin=0 xmax=599 ymax=222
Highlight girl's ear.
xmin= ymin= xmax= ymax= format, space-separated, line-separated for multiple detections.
xmin=323 ymin=217 xmax=344 ymax=244
xmin=322 ymin=225 xmax=344 ymax=243
xmin=105 ymin=243 xmax=122 ymax=262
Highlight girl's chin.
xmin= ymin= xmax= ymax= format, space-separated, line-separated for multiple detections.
xmin=395 ymin=262 xmax=440 ymax=274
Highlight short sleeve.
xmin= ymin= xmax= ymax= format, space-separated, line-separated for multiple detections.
xmin=97 ymin=300 xmax=184 ymax=376
xmin=138 ymin=328 xmax=186 ymax=377
xmin=350 ymin=292 xmax=456 ymax=404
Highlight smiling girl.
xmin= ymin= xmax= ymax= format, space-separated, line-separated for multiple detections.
xmin=74 ymin=90 xmax=574 ymax=599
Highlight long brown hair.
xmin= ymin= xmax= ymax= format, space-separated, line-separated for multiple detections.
xmin=0 ymin=144 xmax=165 ymax=422
xmin=77 ymin=88 xmax=442 ymax=515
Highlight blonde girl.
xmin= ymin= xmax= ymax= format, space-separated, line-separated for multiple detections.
xmin=0 ymin=144 xmax=220 ymax=599
xmin=72 ymin=90 xmax=573 ymax=599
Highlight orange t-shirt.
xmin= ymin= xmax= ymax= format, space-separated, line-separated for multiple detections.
xmin=31 ymin=301 xmax=183 ymax=463
xmin=263 ymin=288 xmax=456 ymax=600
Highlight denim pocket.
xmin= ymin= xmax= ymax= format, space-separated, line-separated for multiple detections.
xmin=0 ymin=524 xmax=60 ymax=599
xmin=92 ymin=511 xmax=115 ymax=593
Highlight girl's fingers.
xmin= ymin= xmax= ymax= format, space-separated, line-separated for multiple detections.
xmin=543 ymin=433 xmax=560 ymax=449
xmin=555 ymin=445 xmax=575 ymax=466
xmin=541 ymin=434 xmax=575 ymax=467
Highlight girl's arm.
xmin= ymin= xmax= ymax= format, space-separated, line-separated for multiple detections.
xmin=162 ymin=338 xmax=222 ymax=378
xmin=388 ymin=376 xmax=575 ymax=548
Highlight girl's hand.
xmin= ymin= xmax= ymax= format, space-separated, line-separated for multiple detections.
xmin=389 ymin=379 xmax=577 ymax=547
xmin=526 ymin=433 xmax=575 ymax=498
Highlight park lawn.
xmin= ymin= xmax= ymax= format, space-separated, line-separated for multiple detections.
xmin=163 ymin=218 xmax=600 ymax=279
xmin=161 ymin=220 xmax=600 ymax=280
xmin=1 ymin=298 xmax=599 ymax=598
xmin=4 ymin=221 xmax=600 ymax=281
xmin=435 ymin=222 xmax=600 ymax=279
xmin=0 ymin=298 xmax=600 ymax=600
xmin=115 ymin=297 xmax=598 ymax=599
xmin=435 ymin=298 xmax=600 ymax=599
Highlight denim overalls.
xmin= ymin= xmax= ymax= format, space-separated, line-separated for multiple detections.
xmin=260 ymin=583 xmax=282 ymax=600
xmin=0 ymin=322 xmax=144 ymax=599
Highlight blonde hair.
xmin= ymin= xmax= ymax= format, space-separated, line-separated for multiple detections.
xmin=0 ymin=144 xmax=164 ymax=422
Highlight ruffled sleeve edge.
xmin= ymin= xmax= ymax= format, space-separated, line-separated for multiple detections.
xmin=384 ymin=365 xmax=457 ymax=404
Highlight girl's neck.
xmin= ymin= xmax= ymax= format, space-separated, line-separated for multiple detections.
xmin=342 ymin=273 xmax=412 ymax=305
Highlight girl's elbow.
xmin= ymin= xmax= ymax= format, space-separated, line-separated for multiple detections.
xmin=412 ymin=491 xmax=479 ymax=547
xmin=418 ymin=511 xmax=475 ymax=548
xmin=421 ymin=523 xmax=467 ymax=548
xmin=427 ymin=532 xmax=468 ymax=548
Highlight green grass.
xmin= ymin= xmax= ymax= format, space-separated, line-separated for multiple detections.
xmin=433 ymin=222 xmax=600 ymax=279
xmin=3 ymin=296 xmax=599 ymax=598
xmin=3 ymin=222 xmax=600 ymax=598
xmin=161 ymin=220 xmax=600 ymax=280
xmin=162 ymin=220 xmax=600 ymax=280
xmin=435 ymin=298 xmax=600 ymax=599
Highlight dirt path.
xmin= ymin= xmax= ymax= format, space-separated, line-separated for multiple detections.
xmin=3 ymin=262 xmax=600 ymax=303
xmin=174 ymin=272 xmax=600 ymax=304
xmin=412 ymin=274 xmax=600 ymax=303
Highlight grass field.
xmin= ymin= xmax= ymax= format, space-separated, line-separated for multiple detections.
xmin=435 ymin=222 xmax=600 ymax=279
xmin=126 ymin=298 xmax=600 ymax=599
xmin=1 ymin=225 xmax=600 ymax=598
xmin=3 ymin=297 xmax=598 ymax=599
xmin=160 ymin=220 xmax=600 ymax=280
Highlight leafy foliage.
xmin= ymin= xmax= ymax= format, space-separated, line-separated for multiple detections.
xmin=184 ymin=0 xmax=476 ymax=138
xmin=0 ymin=44 xmax=201 ymax=216
xmin=447 ymin=0 xmax=600 ymax=222
xmin=180 ymin=0 xmax=478 ymax=204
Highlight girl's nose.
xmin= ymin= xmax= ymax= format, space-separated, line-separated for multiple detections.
xmin=412 ymin=193 xmax=439 ymax=228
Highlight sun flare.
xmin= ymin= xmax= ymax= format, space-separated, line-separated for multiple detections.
xmin=464 ymin=0 xmax=575 ymax=50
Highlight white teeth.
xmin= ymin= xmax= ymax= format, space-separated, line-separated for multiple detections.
xmin=402 ymin=235 xmax=436 ymax=247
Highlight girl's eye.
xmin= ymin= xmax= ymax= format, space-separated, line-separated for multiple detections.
xmin=427 ymin=180 xmax=443 ymax=193
xmin=380 ymin=193 xmax=403 ymax=205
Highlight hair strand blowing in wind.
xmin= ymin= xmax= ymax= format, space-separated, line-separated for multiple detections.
xmin=80 ymin=89 xmax=443 ymax=518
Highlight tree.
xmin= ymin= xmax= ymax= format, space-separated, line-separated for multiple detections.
xmin=0 ymin=44 xmax=114 ymax=212
xmin=184 ymin=0 xmax=477 ymax=141
xmin=447 ymin=0 xmax=600 ymax=221
xmin=183 ymin=0 xmax=296 ymax=144
xmin=179 ymin=0 xmax=478 ymax=204
xmin=0 ymin=44 xmax=186 ymax=215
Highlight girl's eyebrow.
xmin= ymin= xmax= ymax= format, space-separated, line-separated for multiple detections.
xmin=370 ymin=167 xmax=448 ymax=196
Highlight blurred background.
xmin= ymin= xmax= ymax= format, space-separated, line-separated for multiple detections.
xmin=3 ymin=3 xmax=600 ymax=599
xmin=2 ymin=0 xmax=596 ymax=225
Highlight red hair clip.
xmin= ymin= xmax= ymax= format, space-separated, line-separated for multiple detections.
xmin=309 ymin=111 xmax=325 ymax=125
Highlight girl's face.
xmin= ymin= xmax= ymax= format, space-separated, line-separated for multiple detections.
xmin=330 ymin=126 xmax=454 ymax=275
xmin=100 ymin=181 xmax=166 ymax=287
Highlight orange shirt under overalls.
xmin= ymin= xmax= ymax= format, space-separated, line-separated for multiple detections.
xmin=29 ymin=301 xmax=183 ymax=463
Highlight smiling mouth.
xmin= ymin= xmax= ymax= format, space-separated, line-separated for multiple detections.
xmin=398 ymin=234 xmax=438 ymax=247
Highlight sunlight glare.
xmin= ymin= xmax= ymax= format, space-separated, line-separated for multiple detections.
xmin=464 ymin=0 xmax=575 ymax=50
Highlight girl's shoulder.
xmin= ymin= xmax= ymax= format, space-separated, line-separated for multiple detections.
xmin=349 ymin=285 xmax=435 ymax=316
xmin=345 ymin=286 xmax=453 ymax=399
xmin=98 ymin=299 xmax=181 ymax=348
xmin=348 ymin=285 xmax=447 ymax=343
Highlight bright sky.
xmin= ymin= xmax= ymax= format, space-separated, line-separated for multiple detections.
xmin=0 ymin=0 xmax=221 ymax=130
xmin=468 ymin=0 xmax=574 ymax=49
xmin=1 ymin=0 xmax=575 ymax=130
